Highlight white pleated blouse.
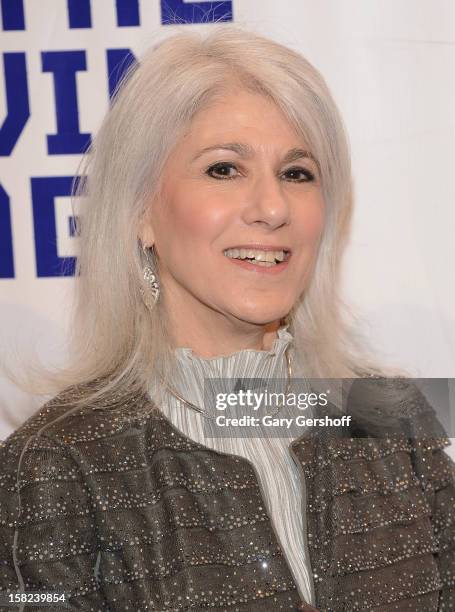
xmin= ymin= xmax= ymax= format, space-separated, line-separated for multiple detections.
xmin=148 ymin=325 xmax=315 ymax=605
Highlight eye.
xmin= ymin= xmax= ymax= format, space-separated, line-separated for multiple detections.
xmin=282 ymin=166 xmax=315 ymax=182
xmin=205 ymin=162 xmax=316 ymax=182
xmin=206 ymin=162 xmax=239 ymax=180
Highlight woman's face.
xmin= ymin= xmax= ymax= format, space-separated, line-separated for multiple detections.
xmin=141 ymin=89 xmax=325 ymax=329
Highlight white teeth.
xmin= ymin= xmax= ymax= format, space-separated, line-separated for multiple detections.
xmin=223 ymin=248 xmax=288 ymax=264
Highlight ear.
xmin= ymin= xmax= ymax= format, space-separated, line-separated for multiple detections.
xmin=138 ymin=211 xmax=156 ymax=248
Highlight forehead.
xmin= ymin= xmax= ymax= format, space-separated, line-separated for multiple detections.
xmin=177 ymin=89 xmax=309 ymax=156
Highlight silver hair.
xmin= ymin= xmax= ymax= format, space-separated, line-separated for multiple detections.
xmin=3 ymin=24 xmax=408 ymax=411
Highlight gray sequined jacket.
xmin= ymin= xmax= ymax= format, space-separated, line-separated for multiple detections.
xmin=0 ymin=378 xmax=454 ymax=611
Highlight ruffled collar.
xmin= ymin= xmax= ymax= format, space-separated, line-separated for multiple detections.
xmin=174 ymin=323 xmax=293 ymax=363
xmin=167 ymin=324 xmax=294 ymax=410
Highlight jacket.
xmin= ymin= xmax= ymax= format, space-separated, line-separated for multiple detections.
xmin=0 ymin=378 xmax=454 ymax=611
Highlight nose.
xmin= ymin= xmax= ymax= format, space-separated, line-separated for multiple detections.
xmin=242 ymin=170 xmax=291 ymax=229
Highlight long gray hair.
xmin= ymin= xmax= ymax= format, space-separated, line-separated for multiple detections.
xmin=4 ymin=24 xmax=408 ymax=411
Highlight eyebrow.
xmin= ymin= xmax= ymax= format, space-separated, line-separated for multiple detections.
xmin=192 ymin=142 xmax=319 ymax=168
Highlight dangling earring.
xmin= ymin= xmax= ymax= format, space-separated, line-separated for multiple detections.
xmin=141 ymin=243 xmax=160 ymax=307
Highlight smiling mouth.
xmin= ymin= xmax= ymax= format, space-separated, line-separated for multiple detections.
xmin=223 ymin=247 xmax=291 ymax=267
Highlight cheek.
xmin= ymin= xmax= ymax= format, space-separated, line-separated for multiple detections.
xmin=298 ymin=196 xmax=325 ymax=244
xmin=166 ymin=189 xmax=230 ymax=247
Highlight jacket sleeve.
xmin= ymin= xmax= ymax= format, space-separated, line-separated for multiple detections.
xmin=405 ymin=386 xmax=455 ymax=611
xmin=0 ymin=430 xmax=107 ymax=611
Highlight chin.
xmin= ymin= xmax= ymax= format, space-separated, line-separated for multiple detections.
xmin=233 ymin=307 xmax=290 ymax=327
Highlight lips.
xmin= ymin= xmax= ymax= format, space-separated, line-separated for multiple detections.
xmin=224 ymin=245 xmax=291 ymax=263
xmin=223 ymin=250 xmax=291 ymax=275
xmin=225 ymin=244 xmax=291 ymax=253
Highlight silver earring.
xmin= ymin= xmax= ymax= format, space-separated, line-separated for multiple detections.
xmin=141 ymin=244 xmax=160 ymax=307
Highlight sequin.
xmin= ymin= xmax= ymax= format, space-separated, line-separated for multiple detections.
xmin=0 ymin=377 xmax=453 ymax=611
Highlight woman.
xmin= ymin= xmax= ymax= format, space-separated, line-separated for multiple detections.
xmin=0 ymin=25 xmax=454 ymax=611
